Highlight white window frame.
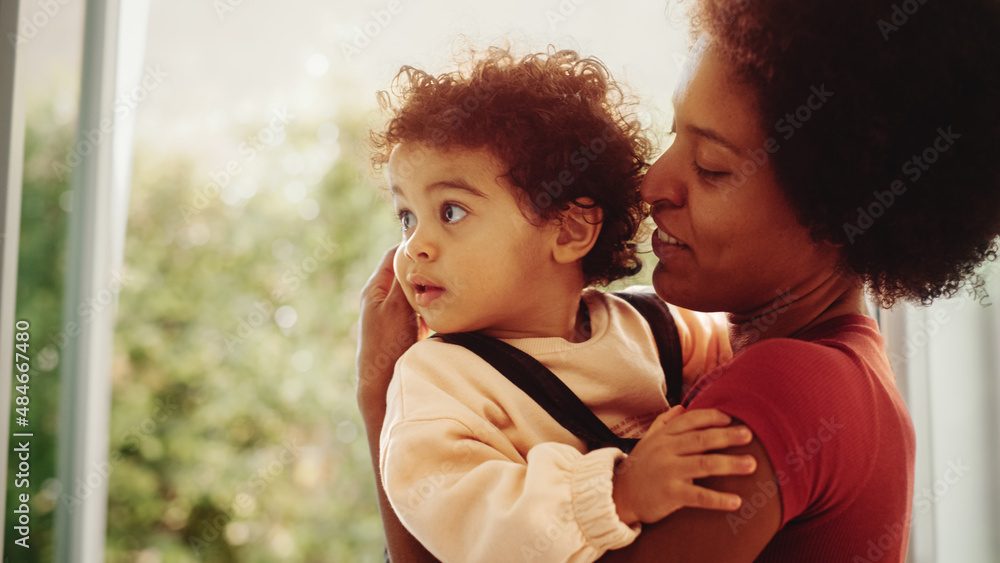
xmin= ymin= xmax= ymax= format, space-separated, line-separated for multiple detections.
xmin=0 ymin=0 xmax=147 ymax=560
xmin=0 ymin=0 xmax=28 ymax=550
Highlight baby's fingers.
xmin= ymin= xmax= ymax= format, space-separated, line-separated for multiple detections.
xmin=672 ymin=483 xmax=745 ymax=512
xmin=657 ymin=407 xmax=734 ymax=435
xmin=644 ymin=406 xmax=685 ymax=439
xmin=668 ymin=425 xmax=753 ymax=456
xmin=673 ymin=452 xmax=757 ymax=480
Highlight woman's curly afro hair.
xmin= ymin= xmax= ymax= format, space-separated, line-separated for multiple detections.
xmin=693 ymin=0 xmax=1000 ymax=306
xmin=370 ymin=47 xmax=654 ymax=287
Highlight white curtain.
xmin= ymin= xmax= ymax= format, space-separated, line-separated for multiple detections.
xmin=884 ymin=262 xmax=1000 ymax=563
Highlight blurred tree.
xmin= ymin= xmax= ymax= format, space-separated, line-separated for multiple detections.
xmin=103 ymin=108 xmax=399 ymax=562
xmin=4 ymin=102 xmax=74 ymax=562
xmin=8 ymin=100 xmax=400 ymax=561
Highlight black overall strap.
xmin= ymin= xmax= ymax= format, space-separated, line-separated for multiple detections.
xmin=434 ymin=331 xmax=639 ymax=453
xmin=612 ymin=291 xmax=685 ymax=406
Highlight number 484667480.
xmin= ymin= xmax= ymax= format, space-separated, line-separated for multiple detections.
xmin=13 ymin=320 xmax=30 ymax=423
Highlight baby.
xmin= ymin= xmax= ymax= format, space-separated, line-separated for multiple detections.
xmin=371 ymin=47 xmax=753 ymax=563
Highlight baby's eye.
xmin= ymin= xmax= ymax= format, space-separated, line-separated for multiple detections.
xmin=398 ymin=210 xmax=416 ymax=231
xmin=442 ymin=204 xmax=467 ymax=224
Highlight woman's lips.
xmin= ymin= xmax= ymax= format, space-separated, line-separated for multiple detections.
xmin=657 ymin=229 xmax=685 ymax=246
xmin=650 ymin=228 xmax=690 ymax=262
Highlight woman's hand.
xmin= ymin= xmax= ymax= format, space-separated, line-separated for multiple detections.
xmin=356 ymin=245 xmax=425 ymax=427
xmin=357 ymin=245 xmax=439 ymax=562
xmin=612 ymin=407 xmax=757 ymax=525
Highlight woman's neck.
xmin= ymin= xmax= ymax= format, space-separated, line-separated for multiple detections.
xmin=727 ymin=273 xmax=868 ymax=353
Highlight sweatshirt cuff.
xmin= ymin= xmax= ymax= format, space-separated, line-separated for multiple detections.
xmin=570 ymin=447 xmax=641 ymax=550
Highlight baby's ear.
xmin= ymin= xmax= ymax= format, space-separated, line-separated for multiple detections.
xmin=553 ymin=198 xmax=603 ymax=264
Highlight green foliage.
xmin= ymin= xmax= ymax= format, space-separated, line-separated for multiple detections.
xmin=104 ymin=112 xmax=398 ymax=561
xmin=8 ymin=102 xmax=399 ymax=561
xmin=4 ymin=103 xmax=74 ymax=562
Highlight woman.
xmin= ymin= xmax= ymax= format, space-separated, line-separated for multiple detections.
xmin=358 ymin=0 xmax=1000 ymax=560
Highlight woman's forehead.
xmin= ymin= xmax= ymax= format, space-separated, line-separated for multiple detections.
xmin=673 ymin=42 xmax=764 ymax=152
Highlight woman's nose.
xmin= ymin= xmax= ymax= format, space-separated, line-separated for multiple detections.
xmin=641 ymin=145 xmax=688 ymax=209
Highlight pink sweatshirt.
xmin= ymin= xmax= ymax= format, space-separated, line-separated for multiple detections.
xmin=380 ymin=289 xmax=730 ymax=563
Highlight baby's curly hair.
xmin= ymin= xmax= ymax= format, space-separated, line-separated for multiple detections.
xmin=692 ymin=0 xmax=1000 ymax=306
xmin=370 ymin=47 xmax=653 ymax=287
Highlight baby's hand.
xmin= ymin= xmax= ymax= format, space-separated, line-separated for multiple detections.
xmin=611 ymin=406 xmax=756 ymax=525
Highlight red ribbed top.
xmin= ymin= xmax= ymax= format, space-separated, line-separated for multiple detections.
xmin=684 ymin=315 xmax=915 ymax=562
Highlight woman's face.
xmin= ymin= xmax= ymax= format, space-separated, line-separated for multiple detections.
xmin=642 ymin=39 xmax=840 ymax=314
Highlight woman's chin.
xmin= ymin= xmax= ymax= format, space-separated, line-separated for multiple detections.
xmin=650 ymin=265 xmax=687 ymax=303
xmin=651 ymin=268 xmax=719 ymax=313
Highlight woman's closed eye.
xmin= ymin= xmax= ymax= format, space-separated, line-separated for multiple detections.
xmin=441 ymin=203 xmax=468 ymax=224
xmin=692 ymin=161 xmax=729 ymax=180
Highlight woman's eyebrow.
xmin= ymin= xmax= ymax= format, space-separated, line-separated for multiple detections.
xmin=687 ymin=124 xmax=741 ymax=155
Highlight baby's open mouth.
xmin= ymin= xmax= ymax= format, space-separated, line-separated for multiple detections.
xmin=416 ymin=283 xmax=445 ymax=294
xmin=408 ymin=274 xmax=445 ymax=305
xmin=413 ymin=283 xmax=445 ymax=306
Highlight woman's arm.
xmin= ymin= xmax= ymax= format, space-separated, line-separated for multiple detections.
xmin=356 ymin=246 xmax=438 ymax=563
xmin=599 ymin=427 xmax=781 ymax=562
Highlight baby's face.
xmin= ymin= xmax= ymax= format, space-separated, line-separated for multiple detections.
xmin=388 ymin=142 xmax=560 ymax=336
